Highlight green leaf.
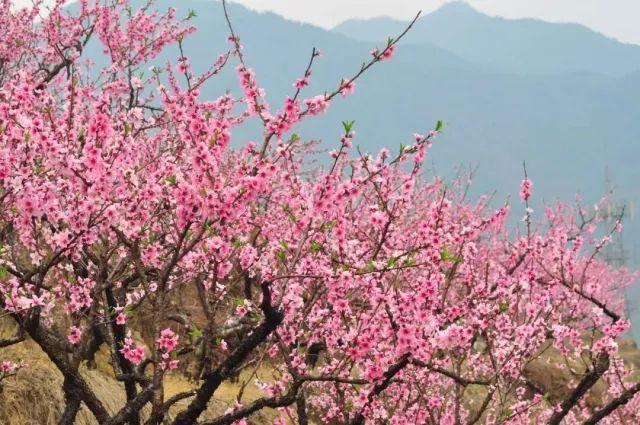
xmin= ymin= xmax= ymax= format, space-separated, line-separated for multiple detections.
xmin=435 ymin=120 xmax=445 ymax=132
xmin=187 ymin=9 xmax=198 ymax=19
xmin=188 ymin=327 xmax=203 ymax=339
xmin=342 ymin=120 xmax=355 ymax=134
xmin=320 ymin=220 xmax=336 ymax=231
xmin=166 ymin=174 xmax=177 ymax=185
xmin=282 ymin=205 xmax=297 ymax=223
xmin=386 ymin=257 xmax=397 ymax=268
xmin=276 ymin=249 xmax=287 ymax=263
xmin=0 ymin=266 xmax=9 ymax=281
xmin=309 ymin=241 xmax=323 ymax=253
xmin=403 ymin=256 xmax=416 ymax=267
xmin=233 ymin=297 xmax=245 ymax=306
xmin=387 ymin=37 xmax=394 ymax=45
xmin=279 ymin=240 xmax=289 ymax=250
xmin=499 ymin=301 xmax=509 ymax=313
xmin=232 ymin=237 xmax=245 ymax=249
xmin=33 ymin=163 xmax=45 ymax=175
xmin=440 ymin=244 xmax=463 ymax=263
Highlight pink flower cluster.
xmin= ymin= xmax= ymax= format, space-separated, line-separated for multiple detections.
xmin=157 ymin=328 xmax=180 ymax=371
xmin=67 ymin=326 xmax=82 ymax=345
xmin=372 ymin=44 xmax=395 ymax=61
xmin=156 ymin=328 xmax=179 ymax=353
xmin=303 ymin=95 xmax=330 ymax=115
xmin=120 ymin=336 xmax=146 ymax=365
xmin=339 ymin=79 xmax=356 ymax=97
xmin=1 ymin=360 xmax=21 ymax=374
xmin=520 ymin=177 xmax=533 ymax=201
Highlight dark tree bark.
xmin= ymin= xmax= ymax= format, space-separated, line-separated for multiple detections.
xmin=582 ymin=381 xmax=640 ymax=425
xmin=24 ymin=316 xmax=111 ymax=424
xmin=548 ymin=353 xmax=610 ymax=425
xmin=351 ymin=353 xmax=411 ymax=425
xmin=171 ymin=282 xmax=283 ymax=425
xmin=58 ymin=376 xmax=83 ymax=425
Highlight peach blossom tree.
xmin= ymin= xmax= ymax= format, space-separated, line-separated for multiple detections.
xmin=0 ymin=1 xmax=638 ymax=424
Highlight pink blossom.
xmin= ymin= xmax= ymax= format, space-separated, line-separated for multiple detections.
xmin=67 ymin=326 xmax=82 ymax=345
xmin=239 ymin=245 xmax=257 ymax=269
xmin=339 ymin=79 xmax=356 ymax=97
xmin=115 ymin=312 xmax=127 ymax=325
xmin=520 ymin=178 xmax=533 ymax=201
xmin=293 ymin=78 xmax=308 ymax=89
xmin=120 ymin=337 xmax=146 ymax=365
xmin=372 ymin=45 xmax=395 ymax=61
xmin=156 ymin=328 xmax=179 ymax=353
xmin=303 ymin=95 xmax=329 ymax=115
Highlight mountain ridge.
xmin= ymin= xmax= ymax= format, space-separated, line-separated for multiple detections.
xmin=333 ymin=1 xmax=640 ymax=77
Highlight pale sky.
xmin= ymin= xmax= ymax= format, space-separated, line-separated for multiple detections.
xmin=12 ymin=0 xmax=640 ymax=46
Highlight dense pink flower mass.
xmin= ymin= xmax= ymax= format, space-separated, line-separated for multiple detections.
xmin=0 ymin=1 xmax=638 ymax=424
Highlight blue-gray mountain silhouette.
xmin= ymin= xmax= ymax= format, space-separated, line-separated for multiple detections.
xmin=334 ymin=2 xmax=640 ymax=77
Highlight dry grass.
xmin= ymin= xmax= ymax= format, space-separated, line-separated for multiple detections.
xmin=0 ymin=320 xmax=275 ymax=424
xmin=2 ymin=315 xmax=640 ymax=424
xmin=0 ymin=337 xmax=126 ymax=425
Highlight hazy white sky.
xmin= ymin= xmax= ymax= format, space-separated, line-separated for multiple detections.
xmin=12 ymin=0 xmax=640 ymax=45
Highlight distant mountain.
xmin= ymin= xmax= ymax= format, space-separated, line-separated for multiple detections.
xmin=334 ymin=2 xmax=640 ymax=77
xmin=74 ymin=0 xmax=640 ymax=338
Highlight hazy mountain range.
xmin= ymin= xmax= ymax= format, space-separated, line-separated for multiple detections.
xmin=78 ymin=0 xmax=640 ymax=338
xmin=335 ymin=2 xmax=640 ymax=77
